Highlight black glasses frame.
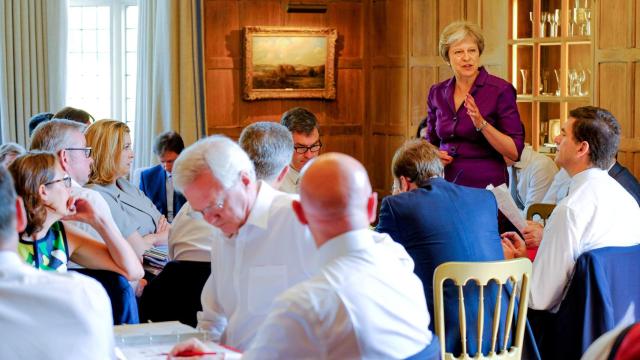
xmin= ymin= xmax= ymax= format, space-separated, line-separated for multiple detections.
xmin=44 ymin=176 xmax=72 ymax=188
xmin=294 ymin=141 xmax=322 ymax=154
xmin=65 ymin=147 xmax=92 ymax=158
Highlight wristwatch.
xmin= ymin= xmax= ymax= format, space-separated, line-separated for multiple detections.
xmin=475 ymin=120 xmax=488 ymax=132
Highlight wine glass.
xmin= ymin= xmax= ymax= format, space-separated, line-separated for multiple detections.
xmin=568 ymin=69 xmax=578 ymax=96
xmin=541 ymin=69 xmax=551 ymax=95
xmin=540 ymin=12 xmax=549 ymax=37
xmin=554 ymin=69 xmax=561 ymax=96
xmin=520 ymin=69 xmax=529 ymax=95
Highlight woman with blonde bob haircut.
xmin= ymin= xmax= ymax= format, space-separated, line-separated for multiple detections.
xmin=85 ymin=120 xmax=170 ymax=257
xmin=8 ymin=151 xmax=142 ymax=279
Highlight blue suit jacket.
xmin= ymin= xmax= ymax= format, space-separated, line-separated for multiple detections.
xmin=376 ymin=178 xmax=507 ymax=356
xmin=536 ymin=245 xmax=640 ymax=359
xmin=139 ymin=165 xmax=186 ymax=219
xmin=609 ymin=161 xmax=640 ymax=206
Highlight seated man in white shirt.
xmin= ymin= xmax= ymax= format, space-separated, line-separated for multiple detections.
xmin=0 ymin=166 xmax=114 ymax=359
xmin=279 ymin=107 xmax=322 ymax=193
xmin=171 ymin=135 xmax=318 ymax=350
xmin=167 ymin=121 xmax=295 ymax=262
xmin=506 ymin=145 xmax=558 ymax=216
xmin=502 ymin=106 xmax=640 ymax=312
xmin=171 ymin=153 xmax=435 ymax=359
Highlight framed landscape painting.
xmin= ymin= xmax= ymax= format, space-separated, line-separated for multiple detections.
xmin=243 ymin=26 xmax=337 ymax=100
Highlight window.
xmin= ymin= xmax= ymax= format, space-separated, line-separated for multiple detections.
xmin=66 ymin=0 xmax=138 ymax=136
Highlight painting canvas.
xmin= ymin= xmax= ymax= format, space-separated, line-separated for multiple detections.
xmin=243 ymin=27 xmax=337 ymax=100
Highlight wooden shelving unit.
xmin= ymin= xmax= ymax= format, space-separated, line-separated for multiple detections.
xmin=508 ymin=0 xmax=594 ymax=153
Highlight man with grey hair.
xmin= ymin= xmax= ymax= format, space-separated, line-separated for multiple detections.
xmin=239 ymin=121 xmax=293 ymax=190
xmin=30 ymin=119 xmax=115 ymax=240
xmin=172 ymin=135 xmax=317 ymax=350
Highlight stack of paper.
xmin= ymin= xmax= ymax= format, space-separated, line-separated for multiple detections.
xmin=143 ymin=245 xmax=169 ymax=274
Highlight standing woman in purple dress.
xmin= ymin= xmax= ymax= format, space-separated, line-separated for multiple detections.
xmin=427 ymin=21 xmax=524 ymax=188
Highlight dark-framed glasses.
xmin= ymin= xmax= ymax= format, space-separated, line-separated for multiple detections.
xmin=65 ymin=147 xmax=92 ymax=158
xmin=294 ymin=142 xmax=322 ymax=154
xmin=44 ymin=175 xmax=72 ymax=188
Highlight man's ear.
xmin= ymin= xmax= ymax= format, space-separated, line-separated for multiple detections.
xmin=15 ymin=196 xmax=27 ymax=233
xmin=367 ymin=192 xmax=378 ymax=224
xmin=577 ymin=141 xmax=590 ymax=159
xmin=291 ymin=200 xmax=308 ymax=225
xmin=399 ymin=176 xmax=411 ymax=192
xmin=58 ymin=149 xmax=70 ymax=173
xmin=239 ymin=170 xmax=251 ymax=187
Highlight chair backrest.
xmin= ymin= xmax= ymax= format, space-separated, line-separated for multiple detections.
xmin=433 ymin=258 xmax=532 ymax=360
xmin=525 ymin=203 xmax=556 ymax=225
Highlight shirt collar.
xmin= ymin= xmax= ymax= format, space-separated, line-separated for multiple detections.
xmin=317 ymin=228 xmax=374 ymax=268
xmin=243 ymin=180 xmax=280 ymax=231
xmin=444 ymin=66 xmax=489 ymax=95
xmin=0 ymin=251 xmax=23 ymax=266
xmin=513 ymin=145 xmax=534 ymax=170
xmin=570 ymin=167 xmax=607 ymax=189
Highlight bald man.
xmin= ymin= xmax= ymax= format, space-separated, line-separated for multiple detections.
xmin=243 ymin=153 xmax=435 ymax=359
xmin=170 ymin=154 xmax=437 ymax=359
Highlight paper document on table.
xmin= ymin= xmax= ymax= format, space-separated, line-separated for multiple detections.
xmin=486 ymin=183 xmax=527 ymax=232
xmin=116 ymin=341 xmax=241 ymax=360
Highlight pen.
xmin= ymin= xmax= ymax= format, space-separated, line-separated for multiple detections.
xmin=161 ymin=350 xmax=218 ymax=357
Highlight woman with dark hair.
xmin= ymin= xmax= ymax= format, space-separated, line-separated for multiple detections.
xmin=8 ymin=151 xmax=142 ymax=279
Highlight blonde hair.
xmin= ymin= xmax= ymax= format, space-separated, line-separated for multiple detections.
xmin=85 ymin=119 xmax=130 ymax=185
xmin=439 ymin=21 xmax=485 ymax=63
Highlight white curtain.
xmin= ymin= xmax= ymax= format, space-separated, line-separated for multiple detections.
xmin=134 ymin=0 xmax=205 ymax=168
xmin=0 ymin=0 xmax=67 ymax=145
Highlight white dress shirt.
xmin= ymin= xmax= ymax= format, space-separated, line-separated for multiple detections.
xmin=197 ymin=181 xmax=318 ymax=350
xmin=531 ymin=168 xmax=640 ymax=311
xmin=68 ymin=179 xmax=120 ymax=269
xmin=243 ymin=229 xmax=433 ymax=359
xmin=508 ymin=146 xmax=558 ymax=215
xmin=0 ymin=251 xmax=115 ymax=359
xmin=168 ymin=202 xmax=214 ymax=262
xmin=279 ymin=166 xmax=300 ymax=194
xmin=70 ymin=179 xmax=115 ymax=241
xmin=541 ymin=167 xmax=571 ymax=204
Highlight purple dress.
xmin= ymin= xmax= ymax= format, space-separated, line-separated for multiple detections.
xmin=426 ymin=66 xmax=524 ymax=189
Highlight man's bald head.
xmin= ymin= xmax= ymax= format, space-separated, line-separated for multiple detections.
xmin=294 ymin=153 xmax=376 ymax=246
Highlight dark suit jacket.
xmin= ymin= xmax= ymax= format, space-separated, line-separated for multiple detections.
xmin=609 ymin=162 xmax=640 ymax=206
xmin=139 ymin=165 xmax=186 ymax=219
xmin=376 ymin=178 xmax=506 ymax=356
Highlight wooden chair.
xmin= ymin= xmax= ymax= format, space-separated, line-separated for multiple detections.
xmin=433 ymin=258 xmax=532 ymax=360
xmin=525 ymin=203 xmax=556 ymax=225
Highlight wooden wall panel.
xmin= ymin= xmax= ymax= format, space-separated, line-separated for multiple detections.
xmin=202 ymin=0 xmax=510 ymax=194
xmin=203 ymin=0 xmax=367 ymax=168
xmin=598 ymin=0 xmax=629 ymax=49
xmin=598 ymin=63 xmax=631 ymax=137
xmin=595 ymin=0 xmax=640 ymax=178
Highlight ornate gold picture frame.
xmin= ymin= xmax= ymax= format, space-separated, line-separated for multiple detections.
xmin=243 ymin=26 xmax=337 ymax=100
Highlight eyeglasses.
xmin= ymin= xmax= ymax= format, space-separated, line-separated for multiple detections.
xmin=44 ymin=175 xmax=72 ymax=188
xmin=198 ymin=194 xmax=225 ymax=217
xmin=294 ymin=142 xmax=322 ymax=154
xmin=65 ymin=147 xmax=92 ymax=158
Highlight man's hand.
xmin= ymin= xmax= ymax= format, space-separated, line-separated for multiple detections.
xmin=523 ymin=220 xmax=544 ymax=248
xmin=501 ymin=231 xmax=527 ymax=259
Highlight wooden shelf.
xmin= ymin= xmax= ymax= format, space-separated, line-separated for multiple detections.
xmin=509 ymin=0 xmax=594 ymax=151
